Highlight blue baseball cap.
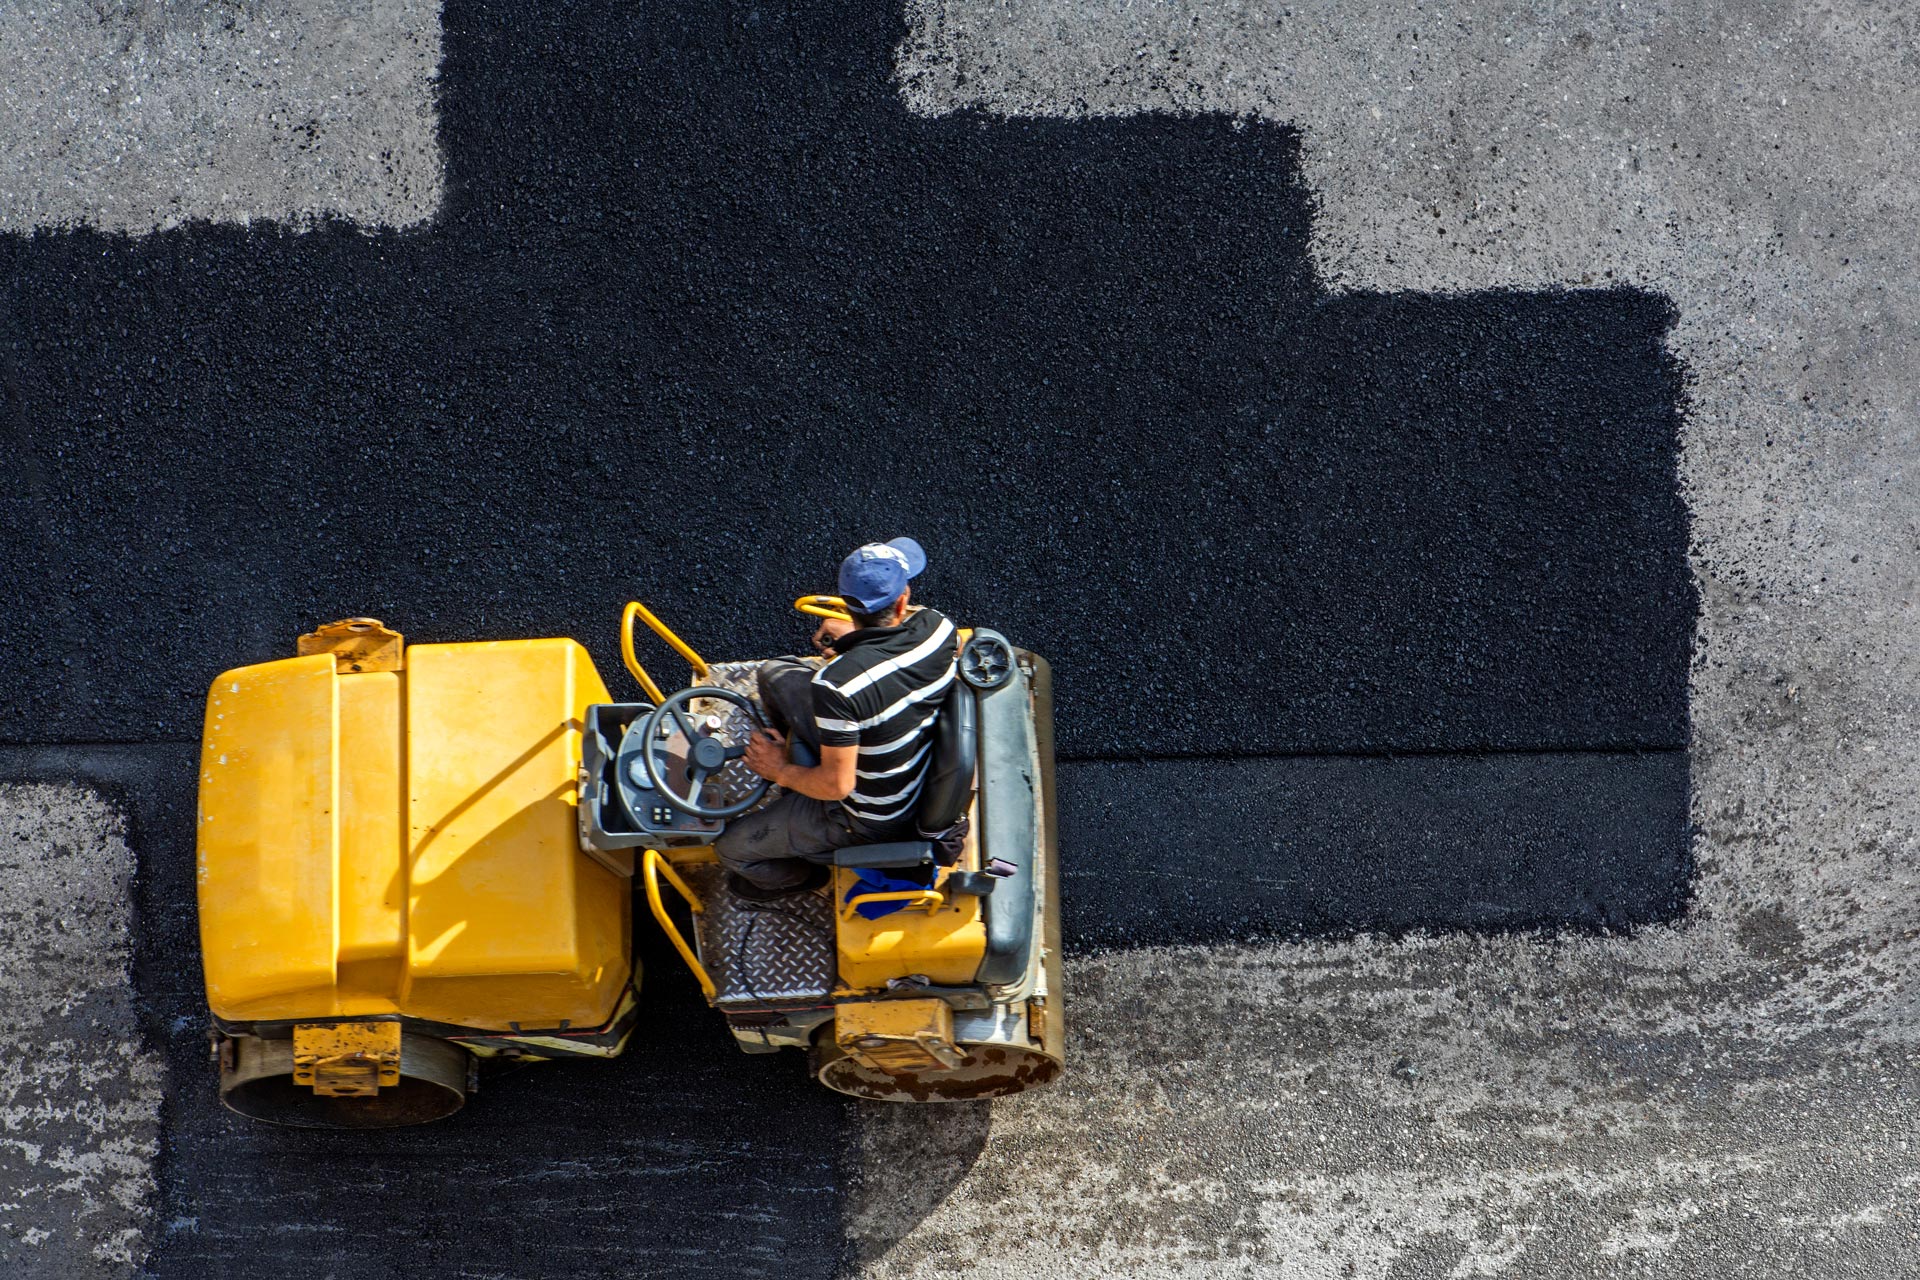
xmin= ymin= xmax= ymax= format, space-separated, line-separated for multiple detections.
xmin=837 ymin=537 xmax=927 ymax=613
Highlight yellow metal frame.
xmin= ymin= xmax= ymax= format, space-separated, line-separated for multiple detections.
xmin=199 ymin=637 xmax=629 ymax=1030
xmin=832 ymin=854 xmax=985 ymax=990
xmin=840 ymin=888 xmax=945 ymax=921
xmin=621 ymin=600 xmax=711 ymax=703
xmin=835 ymin=997 xmax=965 ymax=1072
xmin=291 ymin=1021 xmax=402 ymax=1097
xmin=642 ymin=849 xmax=715 ymax=1000
xmin=794 ymin=594 xmax=853 ymax=623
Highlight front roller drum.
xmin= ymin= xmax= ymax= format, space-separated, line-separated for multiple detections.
xmin=218 ymin=1031 xmax=471 ymax=1128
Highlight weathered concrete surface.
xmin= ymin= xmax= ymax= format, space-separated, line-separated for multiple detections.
xmin=0 ymin=785 xmax=161 ymax=1276
xmin=857 ymin=1 xmax=1920 ymax=1274
xmin=849 ymin=956 xmax=1920 ymax=1277
xmin=0 ymin=0 xmax=440 ymax=233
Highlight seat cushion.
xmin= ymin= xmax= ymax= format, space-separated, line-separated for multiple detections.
xmin=832 ymin=840 xmax=935 ymax=869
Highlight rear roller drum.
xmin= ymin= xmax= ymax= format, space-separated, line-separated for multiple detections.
xmin=218 ymin=1031 xmax=471 ymax=1128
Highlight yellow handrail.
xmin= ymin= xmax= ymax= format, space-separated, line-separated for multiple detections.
xmin=840 ymin=889 xmax=945 ymax=921
xmin=642 ymin=850 xmax=715 ymax=1000
xmin=621 ymin=600 xmax=710 ymax=703
xmin=794 ymin=594 xmax=853 ymax=623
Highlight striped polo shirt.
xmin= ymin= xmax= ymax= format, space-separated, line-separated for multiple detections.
xmin=812 ymin=606 xmax=958 ymax=827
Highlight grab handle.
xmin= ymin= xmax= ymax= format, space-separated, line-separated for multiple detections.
xmin=642 ymin=850 xmax=715 ymax=1000
xmin=621 ymin=600 xmax=711 ymax=702
xmin=840 ymin=889 xmax=945 ymax=921
xmin=794 ymin=595 xmax=853 ymax=623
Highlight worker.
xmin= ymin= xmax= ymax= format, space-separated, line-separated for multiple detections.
xmin=718 ymin=537 xmax=956 ymax=899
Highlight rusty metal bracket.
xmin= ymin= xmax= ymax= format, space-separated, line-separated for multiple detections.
xmin=297 ymin=617 xmax=404 ymax=673
xmin=836 ymin=997 xmax=966 ymax=1074
xmin=1027 ymin=996 xmax=1050 ymax=1047
xmin=292 ymin=1021 xmax=403 ymax=1097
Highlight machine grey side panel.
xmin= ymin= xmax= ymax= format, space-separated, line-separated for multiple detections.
xmin=974 ymin=660 xmax=1040 ymax=986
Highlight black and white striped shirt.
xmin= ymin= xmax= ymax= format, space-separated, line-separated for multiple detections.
xmin=812 ymin=607 xmax=957 ymax=827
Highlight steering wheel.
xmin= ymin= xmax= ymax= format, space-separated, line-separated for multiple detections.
xmin=640 ymin=686 xmax=771 ymax=819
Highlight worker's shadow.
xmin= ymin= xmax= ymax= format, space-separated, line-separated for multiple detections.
xmin=836 ymin=1101 xmax=994 ymax=1270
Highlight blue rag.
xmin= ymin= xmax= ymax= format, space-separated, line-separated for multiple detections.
xmin=844 ymin=867 xmax=930 ymax=920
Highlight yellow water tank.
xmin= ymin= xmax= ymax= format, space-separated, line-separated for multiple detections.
xmin=196 ymin=636 xmax=631 ymax=1033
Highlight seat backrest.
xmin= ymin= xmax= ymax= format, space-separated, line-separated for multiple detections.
xmin=915 ymin=679 xmax=977 ymax=835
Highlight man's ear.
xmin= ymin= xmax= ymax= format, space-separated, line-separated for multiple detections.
xmin=895 ymin=584 xmax=912 ymax=621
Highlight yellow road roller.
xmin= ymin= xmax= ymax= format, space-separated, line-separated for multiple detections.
xmin=197 ymin=600 xmax=1063 ymax=1125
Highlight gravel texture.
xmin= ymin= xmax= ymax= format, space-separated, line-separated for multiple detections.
xmin=0 ymin=783 xmax=160 ymax=1276
xmin=0 ymin=0 xmax=440 ymax=234
xmin=7 ymin=0 xmax=1903 ymax=1275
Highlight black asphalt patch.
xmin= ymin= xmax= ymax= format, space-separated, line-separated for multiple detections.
xmin=1061 ymin=753 xmax=1691 ymax=950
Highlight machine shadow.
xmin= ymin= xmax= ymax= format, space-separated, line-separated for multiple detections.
xmin=835 ymin=1101 xmax=995 ymax=1271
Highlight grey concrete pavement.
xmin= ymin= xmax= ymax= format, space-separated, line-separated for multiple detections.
xmin=0 ymin=786 xmax=160 ymax=1275
xmin=0 ymin=0 xmax=439 ymax=233
xmin=849 ymin=956 xmax=1920 ymax=1276
xmin=858 ymin=1 xmax=1920 ymax=1274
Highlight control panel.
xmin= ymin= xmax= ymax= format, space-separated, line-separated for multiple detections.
xmin=578 ymin=702 xmax=723 ymax=852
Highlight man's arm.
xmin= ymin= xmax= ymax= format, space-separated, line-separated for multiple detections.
xmin=743 ymin=730 xmax=857 ymax=801
xmin=812 ymin=615 xmax=854 ymax=654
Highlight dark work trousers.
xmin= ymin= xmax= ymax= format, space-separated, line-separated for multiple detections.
xmin=714 ymin=659 xmax=913 ymax=891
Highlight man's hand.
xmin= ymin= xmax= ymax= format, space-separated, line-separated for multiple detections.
xmin=743 ymin=727 xmax=788 ymax=782
xmin=812 ymin=615 xmax=855 ymax=654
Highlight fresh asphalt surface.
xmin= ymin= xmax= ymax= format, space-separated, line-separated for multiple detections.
xmin=0 ymin=2 xmax=1691 ymax=761
xmin=0 ymin=3 xmax=1693 ymax=1276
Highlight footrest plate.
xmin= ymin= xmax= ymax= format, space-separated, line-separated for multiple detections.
xmin=686 ymin=865 xmax=836 ymax=1007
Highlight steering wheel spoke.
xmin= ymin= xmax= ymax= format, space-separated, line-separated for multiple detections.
xmin=639 ymin=686 xmax=770 ymax=821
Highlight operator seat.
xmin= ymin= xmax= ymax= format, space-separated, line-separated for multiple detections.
xmin=914 ymin=680 xmax=977 ymax=839
xmin=828 ymin=679 xmax=977 ymax=875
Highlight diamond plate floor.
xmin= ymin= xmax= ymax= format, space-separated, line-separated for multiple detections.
xmin=684 ymin=864 xmax=837 ymax=1007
